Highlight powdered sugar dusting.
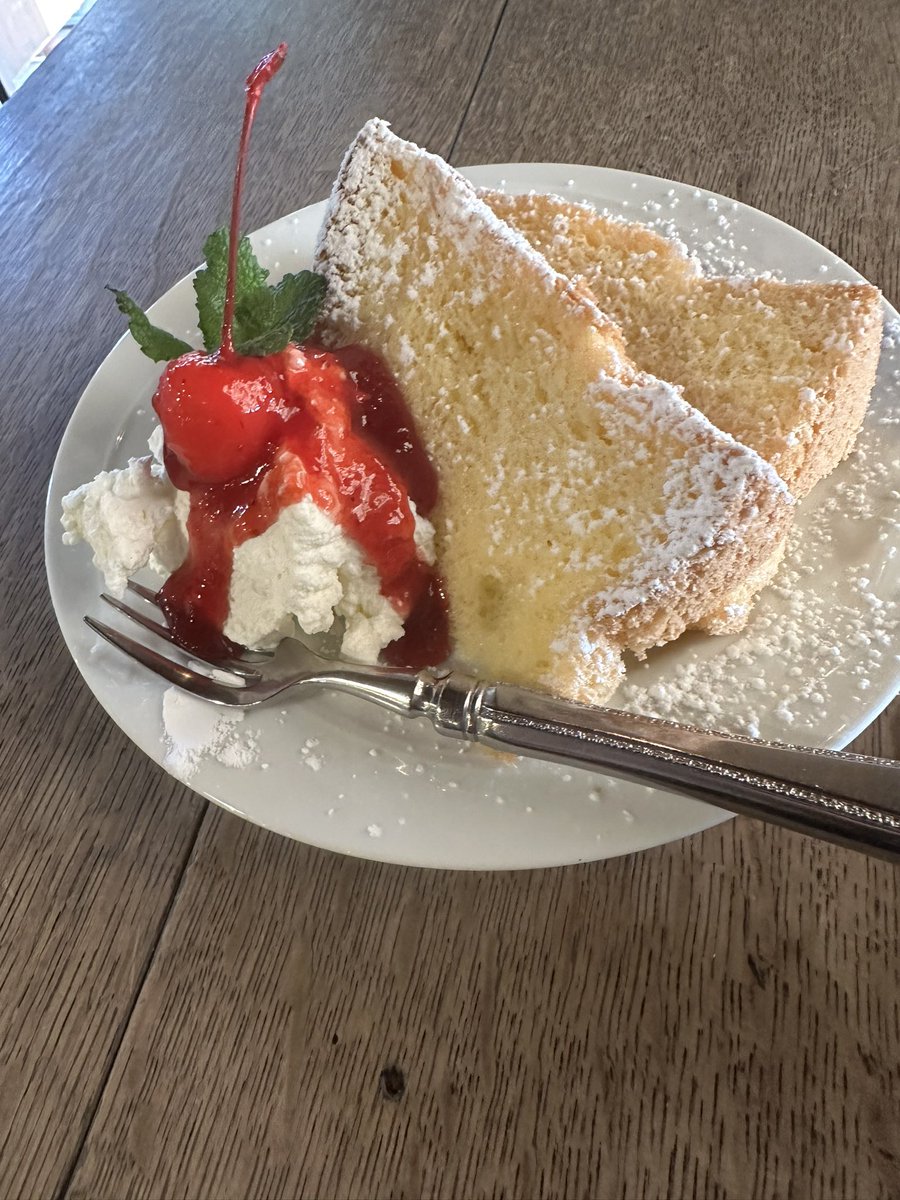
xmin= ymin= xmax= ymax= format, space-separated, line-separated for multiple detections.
xmin=618 ymin=318 xmax=900 ymax=740
xmin=316 ymin=119 xmax=576 ymax=327
xmin=161 ymin=687 xmax=258 ymax=780
xmin=482 ymin=186 xmax=882 ymax=500
xmin=574 ymin=373 xmax=789 ymax=620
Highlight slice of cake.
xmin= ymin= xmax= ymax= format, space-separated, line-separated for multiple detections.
xmin=481 ymin=190 xmax=883 ymax=498
xmin=314 ymin=120 xmax=792 ymax=703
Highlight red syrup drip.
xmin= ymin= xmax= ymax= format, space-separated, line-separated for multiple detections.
xmin=151 ymin=45 xmax=449 ymax=669
xmin=329 ymin=345 xmax=449 ymax=668
xmin=331 ymin=343 xmax=438 ymax=514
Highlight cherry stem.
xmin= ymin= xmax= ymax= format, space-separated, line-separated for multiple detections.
xmin=220 ymin=43 xmax=287 ymax=358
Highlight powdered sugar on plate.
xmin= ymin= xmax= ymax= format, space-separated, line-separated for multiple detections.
xmin=161 ymin=687 xmax=259 ymax=781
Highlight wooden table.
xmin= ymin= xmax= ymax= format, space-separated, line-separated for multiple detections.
xmin=2 ymin=0 xmax=898 ymax=1196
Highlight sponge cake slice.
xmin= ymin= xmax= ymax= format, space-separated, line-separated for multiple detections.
xmin=481 ymin=190 xmax=882 ymax=498
xmin=315 ymin=121 xmax=792 ymax=702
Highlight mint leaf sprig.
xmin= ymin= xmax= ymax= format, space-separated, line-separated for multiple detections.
xmin=108 ymin=289 xmax=192 ymax=363
xmin=110 ymin=227 xmax=326 ymax=362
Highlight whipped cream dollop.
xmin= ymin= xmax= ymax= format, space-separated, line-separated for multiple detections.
xmin=62 ymin=428 xmax=436 ymax=663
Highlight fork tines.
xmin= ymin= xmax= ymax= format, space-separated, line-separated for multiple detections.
xmin=84 ymin=581 xmax=271 ymax=706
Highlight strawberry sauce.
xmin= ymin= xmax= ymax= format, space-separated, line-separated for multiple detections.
xmin=151 ymin=46 xmax=448 ymax=668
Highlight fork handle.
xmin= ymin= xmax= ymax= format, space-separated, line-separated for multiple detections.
xmin=412 ymin=672 xmax=900 ymax=861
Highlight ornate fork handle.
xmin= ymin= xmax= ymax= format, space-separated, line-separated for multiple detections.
xmin=406 ymin=672 xmax=900 ymax=860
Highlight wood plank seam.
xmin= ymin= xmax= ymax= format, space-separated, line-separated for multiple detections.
xmin=447 ymin=0 xmax=512 ymax=161
xmin=53 ymin=808 xmax=209 ymax=1200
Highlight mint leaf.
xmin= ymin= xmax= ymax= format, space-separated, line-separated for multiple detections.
xmin=236 ymin=323 xmax=293 ymax=357
xmin=232 ymin=271 xmax=325 ymax=355
xmin=193 ymin=227 xmax=269 ymax=351
xmin=232 ymin=285 xmax=276 ymax=347
xmin=108 ymin=289 xmax=191 ymax=362
xmin=270 ymin=271 xmax=327 ymax=344
xmin=112 ymin=230 xmax=326 ymax=365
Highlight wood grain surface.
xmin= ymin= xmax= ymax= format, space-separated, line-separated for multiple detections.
xmin=0 ymin=0 xmax=897 ymax=1197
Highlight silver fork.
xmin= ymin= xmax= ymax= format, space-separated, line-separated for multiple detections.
xmin=86 ymin=585 xmax=900 ymax=862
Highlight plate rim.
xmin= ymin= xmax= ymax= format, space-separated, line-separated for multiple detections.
xmin=44 ymin=161 xmax=900 ymax=869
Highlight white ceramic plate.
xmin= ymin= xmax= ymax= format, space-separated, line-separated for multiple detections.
xmin=45 ymin=163 xmax=900 ymax=870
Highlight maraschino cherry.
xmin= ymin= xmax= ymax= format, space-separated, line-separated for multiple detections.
xmin=155 ymin=350 xmax=286 ymax=486
xmin=153 ymin=44 xmax=289 ymax=488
